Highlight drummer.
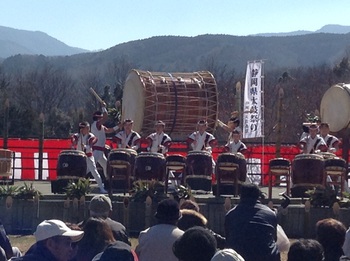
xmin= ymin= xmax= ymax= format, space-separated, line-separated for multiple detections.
xmin=299 ymin=124 xmax=327 ymax=154
xmin=224 ymin=130 xmax=247 ymax=154
xmin=319 ymin=122 xmax=340 ymax=153
xmin=146 ymin=120 xmax=172 ymax=155
xmin=113 ymin=119 xmax=141 ymax=151
xmin=217 ymin=111 xmax=242 ymax=141
xmin=187 ymin=120 xmax=217 ymax=152
xmin=71 ymin=121 xmax=107 ymax=193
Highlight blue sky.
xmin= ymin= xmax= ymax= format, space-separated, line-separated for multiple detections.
xmin=1 ymin=1 xmax=350 ymax=51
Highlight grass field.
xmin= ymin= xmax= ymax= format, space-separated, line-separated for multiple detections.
xmin=9 ymin=235 xmax=290 ymax=260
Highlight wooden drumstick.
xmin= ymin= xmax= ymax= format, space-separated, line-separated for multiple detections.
xmin=89 ymin=87 xmax=104 ymax=105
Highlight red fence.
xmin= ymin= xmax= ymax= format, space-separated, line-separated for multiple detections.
xmin=0 ymin=138 xmax=345 ymax=185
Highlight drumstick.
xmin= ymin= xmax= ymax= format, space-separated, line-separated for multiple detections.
xmin=89 ymin=88 xmax=104 ymax=105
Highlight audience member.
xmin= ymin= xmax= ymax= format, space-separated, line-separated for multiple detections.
xmin=316 ymin=218 xmax=346 ymax=261
xmin=225 ymin=183 xmax=280 ymax=261
xmin=211 ymin=248 xmax=245 ymax=261
xmin=287 ymin=239 xmax=324 ymax=261
xmin=91 ymin=241 xmax=135 ymax=261
xmin=80 ymin=195 xmax=130 ymax=245
xmin=135 ymin=198 xmax=184 ymax=261
xmin=179 ymin=199 xmax=200 ymax=212
xmin=75 ymin=218 xmax=115 ymax=261
xmin=0 ymin=219 xmax=21 ymax=259
xmin=173 ymin=226 xmax=217 ymax=261
xmin=12 ymin=219 xmax=84 ymax=261
xmin=343 ymin=226 xmax=350 ymax=258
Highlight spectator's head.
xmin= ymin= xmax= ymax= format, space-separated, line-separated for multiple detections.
xmin=316 ymin=218 xmax=346 ymax=251
xmin=211 ymin=248 xmax=245 ymax=261
xmin=155 ymin=198 xmax=181 ymax=225
xmin=92 ymin=241 xmax=134 ymax=261
xmin=34 ymin=219 xmax=84 ymax=261
xmin=89 ymin=195 xmax=112 ymax=218
xmin=287 ymin=239 xmax=324 ymax=261
xmin=76 ymin=217 xmax=115 ymax=261
xmin=177 ymin=209 xmax=207 ymax=231
xmin=180 ymin=199 xmax=200 ymax=212
xmin=173 ymin=226 xmax=217 ymax=261
xmin=239 ymin=183 xmax=261 ymax=201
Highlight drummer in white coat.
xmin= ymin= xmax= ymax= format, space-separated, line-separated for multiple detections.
xmin=187 ymin=120 xmax=217 ymax=152
xmin=319 ymin=122 xmax=340 ymax=153
xmin=299 ymin=124 xmax=327 ymax=154
xmin=146 ymin=120 xmax=172 ymax=155
xmin=113 ymin=119 xmax=141 ymax=151
xmin=91 ymin=104 xmax=120 ymax=180
xmin=71 ymin=121 xmax=107 ymax=193
xmin=224 ymin=130 xmax=247 ymax=154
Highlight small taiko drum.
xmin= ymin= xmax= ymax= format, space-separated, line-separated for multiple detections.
xmin=216 ymin=152 xmax=247 ymax=183
xmin=269 ymin=158 xmax=291 ymax=174
xmin=134 ymin=152 xmax=166 ymax=181
xmin=291 ymin=154 xmax=324 ymax=197
xmin=0 ymin=149 xmax=13 ymax=176
xmin=108 ymin=148 xmax=138 ymax=170
xmin=185 ymin=151 xmax=213 ymax=191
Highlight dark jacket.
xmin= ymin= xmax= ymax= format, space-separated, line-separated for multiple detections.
xmin=225 ymin=198 xmax=280 ymax=261
xmin=11 ymin=243 xmax=59 ymax=261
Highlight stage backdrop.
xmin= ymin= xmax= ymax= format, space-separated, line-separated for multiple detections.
xmin=0 ymin=138 xmax=344 ymax=185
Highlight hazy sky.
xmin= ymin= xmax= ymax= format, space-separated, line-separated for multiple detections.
xmin=1 ymin=1 xmax=350 ymax=51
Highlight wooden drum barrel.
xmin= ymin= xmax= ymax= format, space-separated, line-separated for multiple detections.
xmin=0 ymin=149 xmax=13 ymax=176
xmin=122 ymin=69 xmax=218 ymax=140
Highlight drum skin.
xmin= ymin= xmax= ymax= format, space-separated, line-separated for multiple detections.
xmin=320 ymin=83 xmax=350 ymax=132
xmin=216 ymin=153 xmax=247 ymax=183
xmin=269 ymin=158 xmax=290 ymax=168
xmin=166 ymin=154 xmax=186 ymax=165
xmin=57 ymin=150 xmax=87 ymax=179
xmin=292 ymin=154 xmax=324 ymax=185
xmin=122 ymin=69 xmax=218 ymax=140
xmin=185 ymin=151 xmax=213 ymax=177
xmin=0 ymin=149 xmax=13 ymax=176
xmin=134 ymin=152 xmax=166 ymax=181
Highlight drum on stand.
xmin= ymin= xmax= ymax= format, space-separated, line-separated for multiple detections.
xmin=0 ymin=149 xmax=13 ymax=177
xmin=214 ymin=152 xmax=247 ymax=196
xmin=324 ymin=156 xmax=347 ymax=195
xmin=51 ymin=150 xmax=87 ymax=194
xmin=165 ymin=154 xmax=186 ymax=193
xmin=185 ymin=151 xmax=213 ymax=191
xmin=134 ymin=152 xmax=166 ymax=182
xmin=268 ymin=158 xmax=291 ymax=199
xmin=122 ymin=70 xmax=218 ymax=140
xmin=291 ymin=154 xmax=324 ymax=197
xmin=106 ymin=148 xmax=138 ymax=192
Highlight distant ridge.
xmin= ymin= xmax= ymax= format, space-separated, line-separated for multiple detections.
xmin=0 ymin=26 xmax=89 ymax=58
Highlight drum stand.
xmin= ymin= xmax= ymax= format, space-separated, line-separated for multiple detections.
xmin=164 ymin=160 xmax=185 ymax=194
xmin=268 ymin=166 xmax=291 ymax=199
xmin=324 ymin=166 xmax=345 ymax=198
xmin=108 ymin=161 xmax=131 ymax=195
xmin=216 ymin=163 xmax=240 ymax=196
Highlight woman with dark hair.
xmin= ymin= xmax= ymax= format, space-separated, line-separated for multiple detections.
xmin=74 ymin=217 xmax=115 ymax=261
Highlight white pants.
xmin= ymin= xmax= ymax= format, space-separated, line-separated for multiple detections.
xmin=93 ymin=150 xmax=108 ymax=179
xmin=86 ymin=156 xmax=104 ymax=189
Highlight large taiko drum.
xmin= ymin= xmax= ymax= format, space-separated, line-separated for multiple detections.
xmin=134 ymin=152 xmax=166 ymax=181
xmin=52 ymin=150 xmax=87 ymax=193
xmin=185 ymin=151 xmax=213 ymax=191
xmin=122 ymin=70 xmax=218 ymax=140
xmin=0 ymin=149 xmax=13 ymax=176
xmin=320 ymin=83 xmax=350 ymax=132
xmin=291 ymin=154 xmax=324 ymax=197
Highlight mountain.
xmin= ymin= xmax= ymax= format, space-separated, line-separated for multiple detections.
xmin=0 ymin=26 xmax=88 ymax=58
xmin=253 ymin=24 xmax=350 ymax=37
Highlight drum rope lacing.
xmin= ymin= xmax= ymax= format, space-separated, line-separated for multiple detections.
xmin=167 ymin=73 xmax=178 ymax=135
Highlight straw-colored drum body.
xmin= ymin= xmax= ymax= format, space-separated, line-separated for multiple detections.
xmin=0 ymin=149 xmax=13 ymax=176
xmin=320 ymin=83 xmax=350 ymax=132
xmin=122 ymin=70 xmax=218 ymax=140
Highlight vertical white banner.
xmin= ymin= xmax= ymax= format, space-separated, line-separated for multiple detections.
xmin=243 ymin=61 xmax=263 ymax=139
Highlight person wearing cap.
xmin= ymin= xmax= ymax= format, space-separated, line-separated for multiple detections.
xmin=299 ymin=124 xmax=327 ymax=154
xmin=12 ymin=219 xmax=84 ymax=261
xmin=91 ymin=104 xmax=121 ymax=181
xmin=71 ymin=122 xmax=107 ymax=193
xmin=225 ymin=183 xmax=280 ymax=261
xmin=319 ymin=122 xmax=340 ymax=153
xmin=211 ymin=248 xmax=245 ymax=261
xmin=224 ymin=130 xmax=247 ymax=154
xmin=80 ymin=195 xmax=130 ymax=245
xmin=146 ymin=120 xmax=172 ymax=155
xmin=113 ymin=119 xmax=141 ymax=151
xmin=135 ymin=199 xmax=184 ymax=261
xmin=173 ymin=226 xmax=217 ymax=261
xmin=187 ymin=120 xmax=217 ymax=152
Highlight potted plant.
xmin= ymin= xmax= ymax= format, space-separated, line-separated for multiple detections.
xmin=16 ymin=182 xmax=42 ymax=201
xmin=65 ymin=178 xmax=91 ymax=200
